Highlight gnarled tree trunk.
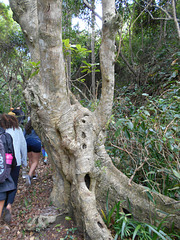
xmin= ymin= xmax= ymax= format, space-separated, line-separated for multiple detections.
xmin=9 ymin=0 xmax=180 ymax=239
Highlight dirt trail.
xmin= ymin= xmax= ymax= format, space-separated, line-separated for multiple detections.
xmin=0 ymin=159 xmax=83 ymax=240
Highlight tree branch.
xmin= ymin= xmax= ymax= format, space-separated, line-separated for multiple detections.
xmin=83 ymin=0 xmax=102 ymax=21
xmin=140 ymin=1 xmax=180 ymax=22
xmin=119 ymin=51 xmax=137 ymax=77
xmin=172 ymin=0 xmax=180 ymax=39
xmin=132 ymin=0 xmax=153 ymax=27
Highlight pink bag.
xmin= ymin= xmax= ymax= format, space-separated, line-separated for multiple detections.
xmin=5 ymin=153 xmax=13 ymax=165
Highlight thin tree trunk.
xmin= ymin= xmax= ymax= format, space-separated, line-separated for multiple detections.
xmin=67 ymin=48 xmax=71 ymax=89
xmin=172 ymin=0 xmax=180 ymax=40
xmin=128 ymin=4 xmax=135 ymax=65
xmin=8 ymin=85 xmax=13 ymax=108
xmin=91 ymin=0 xmax=96 ymax=100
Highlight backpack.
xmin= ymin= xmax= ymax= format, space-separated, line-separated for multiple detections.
xmin=0 ymin=137 xmax=7 ymax=183
xmin=0 ymin=132 xmax=16 ymax=183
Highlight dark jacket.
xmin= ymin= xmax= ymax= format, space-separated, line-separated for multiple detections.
xmin=0 ymin=127 xmax=16 ymax=193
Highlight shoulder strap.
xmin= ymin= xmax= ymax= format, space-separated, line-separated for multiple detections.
xmin=0 ymin=135 xmax=7 ymax=183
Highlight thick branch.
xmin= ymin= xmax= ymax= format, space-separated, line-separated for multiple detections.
xmin=37 ymin=0 xmax=67 ymax=96
xmin=96 ymin=1 xmax=119 ymax=128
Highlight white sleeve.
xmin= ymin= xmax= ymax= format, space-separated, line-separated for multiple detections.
xmin=19 ymin=128 xmax=27 ymax=167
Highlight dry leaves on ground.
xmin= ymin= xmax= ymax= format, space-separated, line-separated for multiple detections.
xmin=0 ymin=159 xmax=84 ymax=240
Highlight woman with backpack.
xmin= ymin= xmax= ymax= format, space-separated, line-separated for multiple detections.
xmin=0 ymin=114 xmax=27 ymax=223
xmin=0 ymin=121 xmax=17 ymax=223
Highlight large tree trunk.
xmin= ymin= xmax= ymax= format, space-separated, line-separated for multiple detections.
xmin=9 ymin=0 xmax=180 ymax=239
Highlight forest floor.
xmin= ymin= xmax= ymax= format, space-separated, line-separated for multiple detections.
xmin=0 ymin=159 xmax=84 ymax=240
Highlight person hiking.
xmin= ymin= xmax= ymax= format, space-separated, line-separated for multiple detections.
xmin=0 ymin=119 xmax=17 ymax=223
xmin=24 ymin=120 xmax=41 ymax=185
xmin=0 ymin=114 xmax=27 ymax=223
xmin=12 ymin=106 xmax=25 ymax=125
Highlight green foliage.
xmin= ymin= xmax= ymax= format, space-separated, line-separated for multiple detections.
xmin=65 ymin=216 xmax=72 ymax=221
xmin=62 ymin=28 xmax=101 ymax=99
xmin=63 ymin=37 xmax=98 ymax=82
xmin=29 ymin=61 xmax=40 ymax=78
xmin=0 ymin=3 xmax=29 ymax=113
xmin=107 ymin=81 xmax=180 ymax=199
xmin=102 ymin=192 xmax=173 ymax=240
xmin=101 ymin=191 xmax=125 ymax=229
xmin=64 ymin=227 xmax=77 ymax=240
xmin=63 ymin=38 xmax=92 ymax=56
xmin=114 ymin=0 xmax=179 ymax=91
xmin=54 ymin=223 xmax=62 ymax=233
xmin=81 ymin=60 xmax=100 ymax=74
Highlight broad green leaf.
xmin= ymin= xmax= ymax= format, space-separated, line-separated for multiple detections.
xmin=124 ymin=128 xmax=131 ymax=139
xmin=30 ymin=69 xmax=39 ymax=77
xmin=82 ymin=60 xmax=90 ymax=66
xmin=55 ymin=223 xmax=61 ymax=227
xmin=127 ymin=121 xmax=133 ymax=130
xmin=144 ymin=110 xmax=150 ymax=116
xmin=76 ymin=44 xmax=81 ymax=50
xmin=63 ymin=38 xmax=70 ymax=47
xmin=81 ymin=69 xmax=91 ymax=73
xmin=172 ymin=169 xmax=180 ymax=179
xmin=149 ymin=128 xmax=156 ymax=133
xmin=30 ymin=61 xmax=40 ymax=67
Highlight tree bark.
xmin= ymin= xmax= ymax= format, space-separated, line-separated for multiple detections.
xmin=9 ymin=0 xmax=180 ymax=239
xmin=91 ymin=0 xmax=96 ymax=100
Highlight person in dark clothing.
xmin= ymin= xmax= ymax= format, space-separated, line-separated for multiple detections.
xmin=24 ymin=120 xmax=41 ymax=185
xmin=0 ymin=126 xmax=16 ymax=222
xmin=0 ymin=114 xmax=27 ymax=223
xmin=12 ymin=106 xmax=25 ymax=125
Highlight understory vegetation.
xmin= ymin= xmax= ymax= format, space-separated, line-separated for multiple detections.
xmin=105 ymin=80 xmax=180 ymax=239
xmin=101 ymin=191 xmax=179 ymax=240
xmin=104 ymin=54 xmax=180 ymax=239
xmin=107 ymin=79 xmax=180 ymax=200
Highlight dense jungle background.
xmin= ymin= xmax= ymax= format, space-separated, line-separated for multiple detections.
xmin=0 ymin=0 xmax=180 ymax=239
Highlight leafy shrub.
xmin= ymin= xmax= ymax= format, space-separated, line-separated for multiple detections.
xmin=107 ymin=81 xmax=180 ymax=199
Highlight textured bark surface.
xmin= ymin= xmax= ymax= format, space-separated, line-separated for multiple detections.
xmin=9 ymin=0 xmax=180 ymax=239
